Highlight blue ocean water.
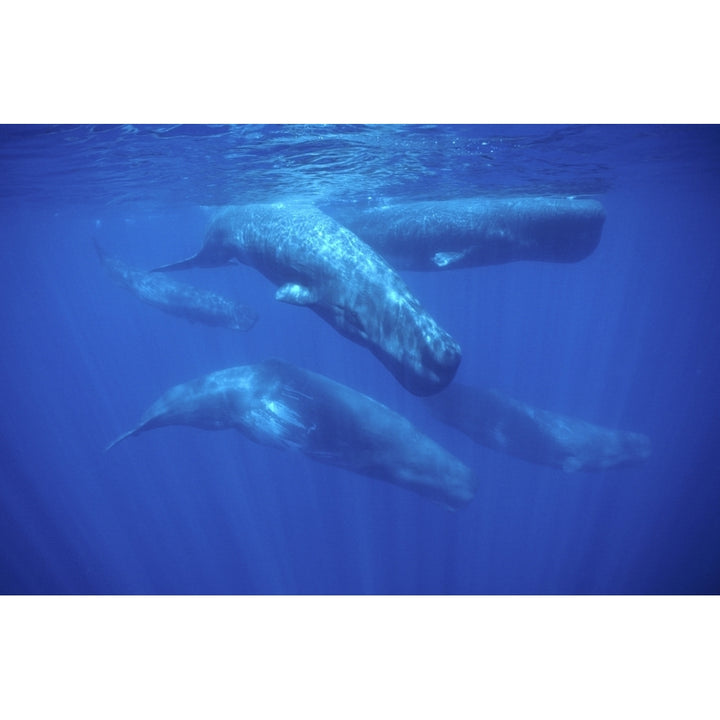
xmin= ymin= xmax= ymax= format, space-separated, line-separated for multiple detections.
xmin=1 ymin=124 xmax=719 ymax=594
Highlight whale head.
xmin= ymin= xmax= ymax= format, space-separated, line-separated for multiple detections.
xmin=380 ymin=294 xmax=462 ymax=396
xmin=320 ymin=284 xmax=462 ymax=396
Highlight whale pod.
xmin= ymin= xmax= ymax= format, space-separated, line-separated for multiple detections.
xmin=106 ymin=359 xmax=479 ymax=509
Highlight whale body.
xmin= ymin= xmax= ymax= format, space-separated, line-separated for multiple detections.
xmin=153 ymin=204 xmax=462 ymax=395
xmin=425 ymin=383 xmax=651 ymax=472
xmin=327 ymin=197 xmax=606 ymax=271
xmin=95 ymin=240 xmax=257 ymax=331
xmin=106 ymin=359 xmax=478 ymax=509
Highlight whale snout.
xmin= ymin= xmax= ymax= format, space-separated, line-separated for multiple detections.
xmin=428 ymin=334 xmax=462 ymax=369
xmin=383 ymin=323 xmax=461 ymax=396
xmin=417 ymin=333 xmax=462 ymax=391
xmin=368 ymin=293 xmax=462 ymax=396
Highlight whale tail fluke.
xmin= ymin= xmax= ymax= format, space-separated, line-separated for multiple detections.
xmin=105 ymin=427 xmax=140 ymax=451
xmin=150 ymin=256 xmax=199 ymax=273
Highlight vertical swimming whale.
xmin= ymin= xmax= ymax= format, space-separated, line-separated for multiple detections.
xmin=152 ymin=203 xmax=462 ymax=395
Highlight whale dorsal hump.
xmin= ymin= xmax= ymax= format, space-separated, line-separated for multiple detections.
xmin=275 ymin=283 xmax=318 ymax=306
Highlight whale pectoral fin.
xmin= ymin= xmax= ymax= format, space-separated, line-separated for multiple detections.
xmin=432 ymin=250 xmax=470 ymax=268
xmin=275 ymin=283 xmax=318 ymax=306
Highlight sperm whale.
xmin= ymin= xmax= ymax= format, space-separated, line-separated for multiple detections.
xmin=107 ymin=359 xmax=478 ymax=509
xmin=153 ymin=203 xmax=461 ymax=395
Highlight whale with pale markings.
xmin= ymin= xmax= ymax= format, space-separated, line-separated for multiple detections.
xmin=107 ymin=359 xmax=478 ymax=509
xmin=152 ymin=204 xmax=461 ymax=395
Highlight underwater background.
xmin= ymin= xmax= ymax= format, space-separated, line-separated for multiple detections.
xmin=1 ymin=124 xmax=719 ymax=595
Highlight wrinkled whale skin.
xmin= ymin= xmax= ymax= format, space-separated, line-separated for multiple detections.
xmin=154 ymin=204 xmax=461 ymax=395
xmin=327 ymin=197 xmax=606 ymax=271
